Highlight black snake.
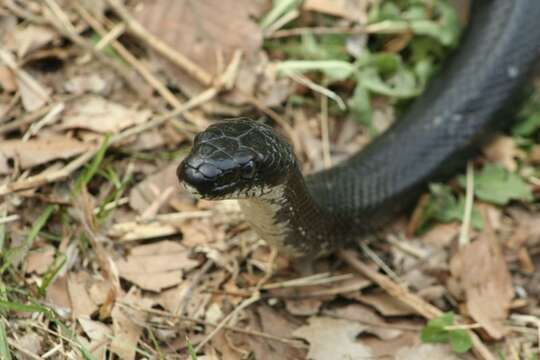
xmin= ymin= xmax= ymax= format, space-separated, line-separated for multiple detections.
xmin=177 ymin=1 xmax=540 ymax=257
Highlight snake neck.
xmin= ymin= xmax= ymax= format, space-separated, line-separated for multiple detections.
xmin=237 ymin=165 xmax=346 ymax=257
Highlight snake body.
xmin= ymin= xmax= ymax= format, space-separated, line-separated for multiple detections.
xmin=178 ymin=0 xmax=540 ymax=257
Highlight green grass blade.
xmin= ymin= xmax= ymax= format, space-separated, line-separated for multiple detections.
xmin=0 ymin=319 xmax=12 ymax=360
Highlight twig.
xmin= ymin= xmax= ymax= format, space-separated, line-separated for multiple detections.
xmin=121 ymin=302 xmax=306 ymax=348
xmin=0 ymin=94 xmax=79 ymax=135
xmin=194 ymin=291 xmax=261 ymax=353
xmin=175 ymin=259 xmax=214 ymax=317
xmin=42 ymin=0 xmax=149 ymax=102
xmin=267 ymin=26 xmax=367 ymax=39
xmin=0 ymin=84 xmax=217 ymax=196
xmin=102 ymin=0 xmax=301 ymax=151
xmin=320 ymin=95 xmax=331 ymax=168
xmin=338 ymin=249 xmax=496 ymax=360
xmin=459 ymin=161 xmax=474 ymax=247
xmin=0 ymin=214 xmax=20 ymax=225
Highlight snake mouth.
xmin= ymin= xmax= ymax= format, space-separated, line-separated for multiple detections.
xmin=177 ymin=160 xmax=241 ymax=200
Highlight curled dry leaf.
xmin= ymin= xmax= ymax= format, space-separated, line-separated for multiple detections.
xmin=0 ymin=137 xmax=93 ymax=174
xmin=61 ymin=95 xmax=151 ymax=133
xmin=293 ymin=317 xmax=373 ymax=360
xmin=115 ymin=240 xmax=198 ymax=291
xmin=449 ymin=224 xmax=513 ymax=339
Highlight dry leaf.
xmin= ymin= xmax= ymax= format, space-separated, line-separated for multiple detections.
xmin=67 ymin=272 xmax=98 ymax=317
xmin=0 ymin=65 xmax=16 ymax=92
xmin=14 ymin=332 xmax=42 ymax=360
xmin=0 ymin=137 xmax=93 ymax=173
xmin=24 ymin=246 xmax=55 ymax=274
xmin=13 ymin=25 xmax=56 ymax=57
xmin=64 ymin=73 xmax=109 ymax=95
xmin=293 ymin=317 xmax=373 ymax=360
xmin=349 ymin=291 xmax=416 ymax=317
xmin=115 ymin=240 xmax=198 ymax=291
xmin=246 ymin=306 xmax=305 ymax=360
xmin=61 ymin=95 xmax=151 ymax=133
xmin=45 ymin=275 xmax=72 ymax=313
xmin=483 ymin=135 xmax=523 ymax=172
xmin=111 ymin=288 xmax=152 ymax=360
xmin=0 ymin=49 xmax=51 ymax=111
xmin=79 ymin=317 xmax=112 ymax=359
xmin=285 ymin=298 xmax=323 ymax=316
xmin=135 ymin=0 xmax=264 ymax=78
xmin=449 ymin=225 xmax=513 ymax=339
xmin=129 ymin=163 xmax=193 ymax=214
xmin=303 ymin=0 xmax=372 ymax=23
xmin=328 ymin=304 xmax=402 ymax=340
xmin=395 ymin=343 xmax=464 ymax=360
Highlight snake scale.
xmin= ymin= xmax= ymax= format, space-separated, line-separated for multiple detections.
xmin=177 ymin=0 xmax=540 ymax=258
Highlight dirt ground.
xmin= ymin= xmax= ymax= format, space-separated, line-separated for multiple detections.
xmin=1 ymin=1 xmax=540 ymax=359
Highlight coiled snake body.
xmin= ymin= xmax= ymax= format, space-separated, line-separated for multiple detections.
xmin=178 ymin=1 xmax=540 ymax=257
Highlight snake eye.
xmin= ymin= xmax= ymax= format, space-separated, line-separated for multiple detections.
xmin=241 ymin=160 xmax=256 ymax=179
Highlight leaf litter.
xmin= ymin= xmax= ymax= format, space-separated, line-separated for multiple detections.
xmin=1 ymin=0 xmax=540 ymax=359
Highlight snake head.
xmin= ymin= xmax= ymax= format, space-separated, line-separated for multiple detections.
xmin=177 ymin=118 xmax=295 ymax=199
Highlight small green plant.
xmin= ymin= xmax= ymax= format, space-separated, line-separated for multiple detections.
xmin=420 ymin=312 xmax=472 ymax=354
xmin=416 ymin=184 xmax=483 ymax=234
xmin=458 ymin=164 xmax=533 ymax=206
xmin=186 ymin=337 xmax=198 ymax=360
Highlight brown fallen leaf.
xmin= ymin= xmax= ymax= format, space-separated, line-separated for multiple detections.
xmin=449 ymin=221 xmax=513 ymax=339
xmin=246 ymin=306 xmax=305 ymax=360
xmin=14 ymin=332 xmax=43 ymax=359
xmin=61 ymin=95 xmax=151 ymax=133
xmin=45 ymin=275 xmax=72 ymax=313
xmin=111 ymin=288 xmax=153 ymax=360
xmin=0 ymin=65 xmax=16 ymax=92
xmin=327 ymin=304 xmax=402 ymax=340
xmin=0 ymin=49 xmax=51 ymax=111
xmin=303 ymin=0 xmax=372 ymax=23
xmin=483 ymin=135 xmax=523 ymax=172
xmin=134 ymin=0 xmax=264 ymax=79
xmin=67 ymin=272 xmax=98 ymax=318
xmin=13 ymin=24 xmax=57 ymax=58
xmin=293 ymin=316 xmax=373 ymax=360
xmin=129 ymin=163 xmax=193 ymax=214
xmin=347 ymin=290 xmax=416 ymax=317
xmin=0 ymin=137 xmax=93 ymax=174
xmin=79 ymin=317 xmax=112 ymax=359
xmin=24 ymin=246 xmax=55 ymax=274
xmin=395 ymin=343 xmax=465 ymax=360
xmin=285 ymin=298 xmax=323 ymax=316
xmin=115 ymin=240 xmax=199 ymax=291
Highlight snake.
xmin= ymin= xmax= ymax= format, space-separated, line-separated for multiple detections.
xmin=177 ymin=0 xmax=540 ymax=258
